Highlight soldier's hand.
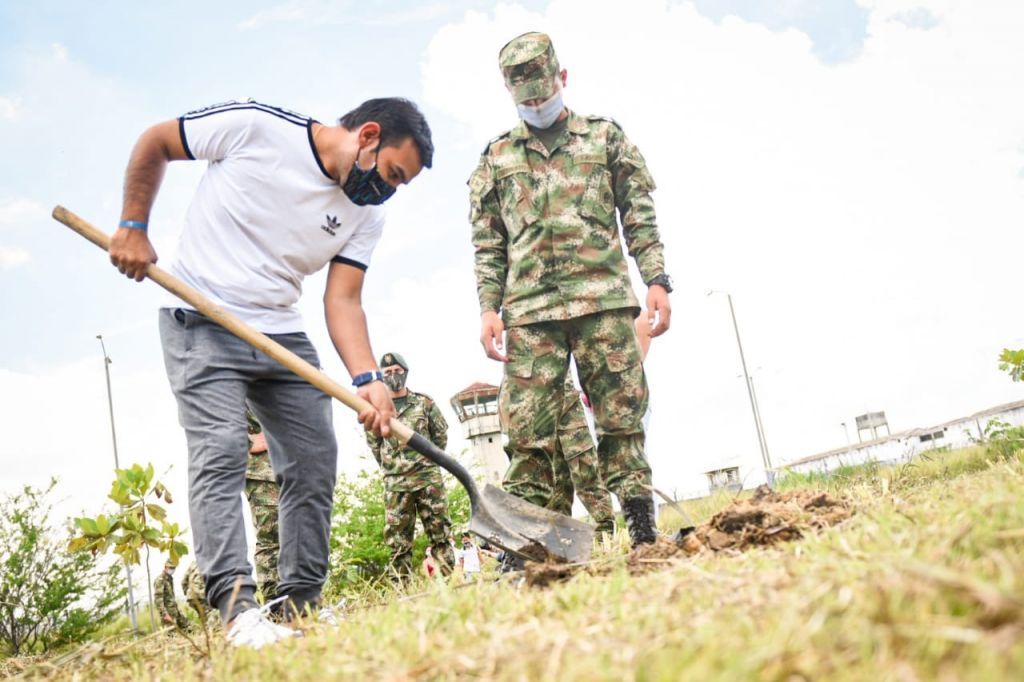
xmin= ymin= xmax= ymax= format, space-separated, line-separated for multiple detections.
xmin=357 ymin=380 xmax=394 ymax=437
xmin=249 ymin=431 xmax=268 ymax=454
xmin=480 ymin=311 xmax=508 ymax=362
xmin=109 ymin=226 xmax=158 ymax=282
xmin=646 ymin=285 xmax=672 ymax=337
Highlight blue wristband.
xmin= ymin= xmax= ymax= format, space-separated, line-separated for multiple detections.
xmin=119 ymin=220 xmax=148 ymax=231
xmin=352 ymin=370 xmax=383 ymax=388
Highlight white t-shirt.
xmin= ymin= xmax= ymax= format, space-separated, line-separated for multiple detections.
xmin=458 ymin=546 xmax=481 ymax=573
xmin=165 ymin=100 xmax=385 ymax=333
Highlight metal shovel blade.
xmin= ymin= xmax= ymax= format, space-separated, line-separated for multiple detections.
xmin=471 ymin=484 xmax=594 ymax=564
xmin=405 ymin=434 xmax=594 ymax=564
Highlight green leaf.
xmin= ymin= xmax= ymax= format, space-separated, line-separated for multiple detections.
xmin=75 ymin=517 xmax=99 ymax=536
xmin=66 ymin=537 xmax=90 ymax=553
xmin=145 ymin=504 xmax=166 ymax=522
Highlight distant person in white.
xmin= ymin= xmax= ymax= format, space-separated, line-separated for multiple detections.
xmin=457 ymin=532 xmax=482 ymax=581
xmin=108 ymin=98 xmax=433 ymax=648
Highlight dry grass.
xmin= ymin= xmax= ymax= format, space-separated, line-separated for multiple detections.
xmin=6 ymin=445 xmax=1024 ymax=681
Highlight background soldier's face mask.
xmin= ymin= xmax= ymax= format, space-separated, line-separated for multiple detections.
xmin=342 ymin=144 xmax=396 ymax=206
xmin=383 ymin=371 xmax=407 ymax=392
xmin=516 ymin=88 xmax=564 ymax=129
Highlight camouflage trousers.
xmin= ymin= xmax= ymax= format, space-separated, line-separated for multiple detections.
xmin=501 ymin=309 xmax=652 ymax=507
xmin=244 ymin=479 xmax=280 ymax=600
xmin=384 ymin=482 xmax=455 ymax=577
xmin=548 ymin=394 xmax=616 ymax=535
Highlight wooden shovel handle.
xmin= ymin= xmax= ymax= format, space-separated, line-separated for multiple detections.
xmin=52 ymin=205 xmax=416 ymax=444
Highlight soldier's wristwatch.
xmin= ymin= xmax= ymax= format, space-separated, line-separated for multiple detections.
xmin=646 ymin=274 xmax=674 ymax=293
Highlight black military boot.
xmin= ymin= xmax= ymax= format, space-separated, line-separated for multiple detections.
xmin=622 ymin=496 xmax=658 ymax=547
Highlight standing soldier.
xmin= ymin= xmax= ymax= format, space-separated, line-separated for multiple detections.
xmin=182 ymin=560 xmax=208 ymax=618
xmin=470 ymin=32 xmax=673 ymax=547
xmin=547 ymin=374 xmax=616 ymax=536
xmin=154 ymin=559 xmax=191 ymax=630
xmin=245 ymin=411 xmax=280 ymax=600
xmin=366 ymin=352 xmax=456 ymax=577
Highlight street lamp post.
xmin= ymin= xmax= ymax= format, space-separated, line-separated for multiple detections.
xmin=96 ymin=335 xmax=139 ymax=634
xmin=708 ymin=291 xmax=772 ymax=479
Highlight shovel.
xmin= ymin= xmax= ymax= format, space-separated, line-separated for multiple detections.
xmin=52 ymin=206 xmax=594 ymax=564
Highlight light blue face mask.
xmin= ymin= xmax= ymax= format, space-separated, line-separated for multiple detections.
xmin=516 ymin=89 xmax=564 ymax=129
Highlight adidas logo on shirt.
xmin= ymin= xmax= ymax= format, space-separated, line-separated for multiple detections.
xmin=321 ymin=214 xmax=340 ymax=236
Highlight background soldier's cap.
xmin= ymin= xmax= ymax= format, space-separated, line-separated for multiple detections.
xmin=379 ymin=352 xmax=408 ymax=371
xmin=499 ymin=31 xmax=560 ymax=103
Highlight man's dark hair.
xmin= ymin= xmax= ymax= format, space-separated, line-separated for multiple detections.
xmin=338 ymin=97 xmax=434 ymax=169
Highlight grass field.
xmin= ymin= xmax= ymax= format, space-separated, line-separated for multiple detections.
xmin=5 ymin=444 xmax=1023 ymax=680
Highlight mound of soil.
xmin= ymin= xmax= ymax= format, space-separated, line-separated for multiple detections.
xmin=626 ymin=486 xmax=853 ymax=575
xmin=692 ymin=486 xmax=852 ymax=554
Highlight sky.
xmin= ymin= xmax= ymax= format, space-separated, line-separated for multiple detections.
xmin=2 ymin=0 xmax=1023 ymax=582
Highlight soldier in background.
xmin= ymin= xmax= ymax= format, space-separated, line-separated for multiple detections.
xmin=182 ymin=560 xmax=208 ymax=619
xmin=366 ymin=352 xmax=456 ymax=578
xmin=245 ymin=411 xmax=280 ymax=600
xmin=471 ymin=32 xmax=673 ymax=547
xmin=154 ymin=559 xmax=191 ymax=630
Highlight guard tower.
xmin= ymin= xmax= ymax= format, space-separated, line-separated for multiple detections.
xmin=855 ymin=411 xmax=890 ymax=442
xmin=449 ymin=382 xmax=506 ymax=486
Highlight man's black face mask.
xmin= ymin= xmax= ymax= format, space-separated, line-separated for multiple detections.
xmin=342 ymin=145 xmax=396 ymax=206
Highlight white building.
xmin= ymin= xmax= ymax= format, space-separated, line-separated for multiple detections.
xmin=780 ymin=400 xmax=1024 ymax=475
xmin=449 ymin=382 xmax=506 ymax=487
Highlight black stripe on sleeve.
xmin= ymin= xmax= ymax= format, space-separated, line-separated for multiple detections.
xmin=331 ymin=255 xmax=368 ymax=271
xmin=178 ymin=117 xmax=195 ymax=160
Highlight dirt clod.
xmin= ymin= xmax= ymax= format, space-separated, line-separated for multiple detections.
xmin=689 ymin=486 xmax=852 ymax=554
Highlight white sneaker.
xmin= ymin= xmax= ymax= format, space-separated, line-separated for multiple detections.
xmin=226 ymin=607 xmax=298 ymax=649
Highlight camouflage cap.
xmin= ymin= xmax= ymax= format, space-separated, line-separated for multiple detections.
xmin=499 ymin=31 xmax=561 ymax=103
xmin=379 ymin=352 xmax=408 ymax=371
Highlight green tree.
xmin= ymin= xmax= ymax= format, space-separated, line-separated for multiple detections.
xmin=67 ymin=464 xmax=187 ymax=632
xmin=998 ymin=348 xmax=1024 ymax=382
xmin=0 ymin=479 xmax=126 ymax=656
xmin=327 ymin=468 xmax=474 ymax=589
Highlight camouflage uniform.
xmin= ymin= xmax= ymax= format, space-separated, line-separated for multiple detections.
xmin=183 ymin=561 xmax=208 ymax=613
xmin=472 ymin=33 xmax=665 ymax=534
xmin=245 ymin=412 xmax=280 ymax=600
xmin=153 ymin=568 xmax=190 ymax=630
xmin=547 ymin=375 xmax=616 ymax=535
xmin=366 ymin=391 xmax=455 ymax=576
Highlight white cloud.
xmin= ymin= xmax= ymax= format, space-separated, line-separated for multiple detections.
xmin=50 ymin=42 xmax=68 ymax=63
xmin=0 ymin=96 xmax=22 ymax=121
xmin=238 ymin=0 xmax=316 ymax=30
xmin=421 ymin=0 xmax=1024 ymax=492
xmin=0 ymin=246 xmax=30 ymax=269
xmin=238 ymin=0 xmax=450 ymax=30
xmin=0 ymin=197 xmax=46 ymax=229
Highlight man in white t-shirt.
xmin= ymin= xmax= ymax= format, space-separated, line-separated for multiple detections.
xmin=109 ymin=98 xmax=433 ymax=648
xmin=456 ymin=532 xmax=482 ymax=581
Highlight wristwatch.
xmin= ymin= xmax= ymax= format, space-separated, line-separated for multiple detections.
xmin=352 ymin=370 xmax=383 ymax=387
xmin=646 ymin=274 xmax=674 ymax=293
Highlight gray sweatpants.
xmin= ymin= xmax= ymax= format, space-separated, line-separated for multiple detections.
xmin=159 ymin=308 xmax=336 ymax=622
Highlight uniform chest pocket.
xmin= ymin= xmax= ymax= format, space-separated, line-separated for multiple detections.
xmin=574 ymin=153 xmax=615 ymax=227
xmin=495 ymin=163 xmax=539 ymax=239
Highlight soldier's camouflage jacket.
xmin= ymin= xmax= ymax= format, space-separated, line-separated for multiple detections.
xmin=469 ymin=109 xmax=665 ymax=327
xmin=366 ymin=391 xmax=448 ymax=493
xmin=153 ymin=570 xmax=186 ymax=626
